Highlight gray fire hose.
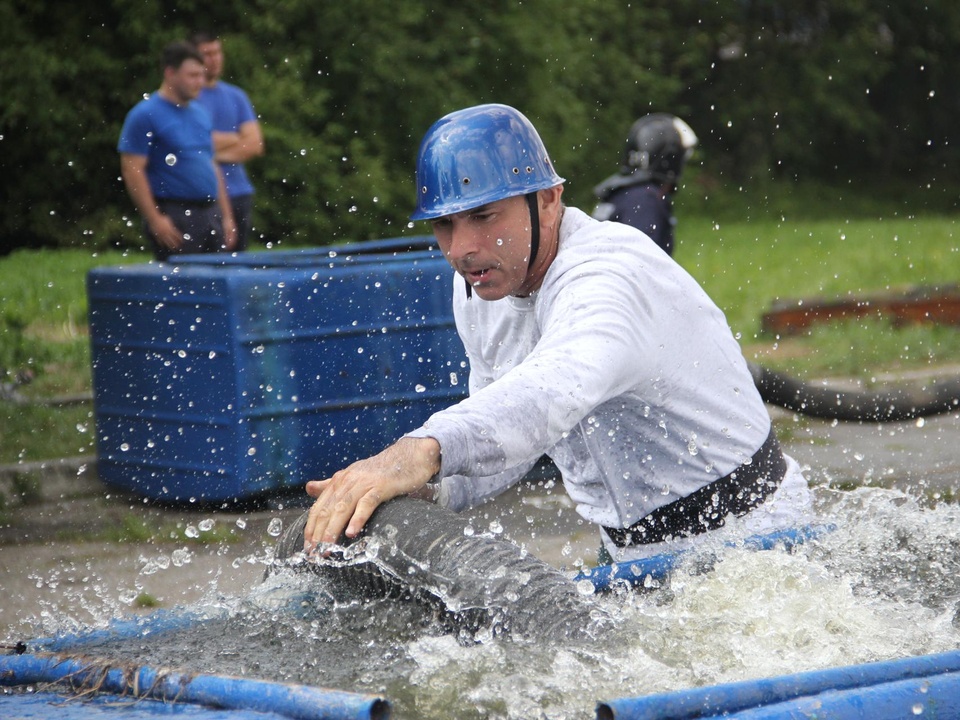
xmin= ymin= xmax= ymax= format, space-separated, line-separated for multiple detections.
xmin=271 ymin=497 xmax=610 ymax=643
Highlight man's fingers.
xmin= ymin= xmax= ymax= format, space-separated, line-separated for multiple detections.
xmin=344 ymin=491 xmax=383 ymax=539
xmin=304 ymin=479 xmax=327 ymax=498
xmin=302 ymin=486 xmax=386 ymax=551
xmin=303 ymin=485 xmax=355 ymax=550
xmin=302 ymin=479 xmax=332 ymax=548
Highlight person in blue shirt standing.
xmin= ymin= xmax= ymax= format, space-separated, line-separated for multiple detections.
xmin=190 ymin=31 xmax=265 ymax=252
xmin=592 ymin=113 xmax=697 ymax=257
xmin=118 ymin=41 xmax=236 ymax=260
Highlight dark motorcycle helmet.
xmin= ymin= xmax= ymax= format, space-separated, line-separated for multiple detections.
xmin=620 ymin=113 xmax=698 ymax=185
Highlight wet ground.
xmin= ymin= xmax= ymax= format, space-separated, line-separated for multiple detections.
xmin=2 ymin=369 xmax=960 ymax=646
xmin=0 ymin=458 xmax=595 ymax=644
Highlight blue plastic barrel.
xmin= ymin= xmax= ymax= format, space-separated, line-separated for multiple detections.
xmin=87 ymin=239 xmax=467 ymax=502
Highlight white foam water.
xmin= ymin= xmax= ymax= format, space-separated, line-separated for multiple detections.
xmin=11 ymin=485 xmax=960 ymax=720
xmin=393 ymin=486 xmax=960 ymax=719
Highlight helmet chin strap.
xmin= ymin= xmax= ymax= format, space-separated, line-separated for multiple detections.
xmin=525 ymin=192 xmax=540 ymax=273
xmin=463 ymin=192 xmax=540 ymax=300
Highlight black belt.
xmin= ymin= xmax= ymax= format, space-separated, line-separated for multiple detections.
xmin=603 ymin=428 xmax=787 ymax=548
xmin=158 ymin=198 xmax=216 ymax=208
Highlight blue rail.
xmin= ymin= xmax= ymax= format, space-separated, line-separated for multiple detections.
xmin=0 ymin=651 xmax=388 ymax=720
xmin=574 ymin=524 xmax=833 ymax=593
xmin=598 ymin=649 xmax=960 ymax=720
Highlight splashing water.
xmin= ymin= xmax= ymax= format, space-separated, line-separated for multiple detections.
xmin=10 ymin=483 xmax=960 ymax=720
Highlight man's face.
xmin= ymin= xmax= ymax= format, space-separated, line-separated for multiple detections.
xmin=430 ymin=195 xmax=534 ymax=301
xmin=196 ymin=40 xmax=224 ymax=83
xmin=167 ymin=58 xmax=207 ymax=103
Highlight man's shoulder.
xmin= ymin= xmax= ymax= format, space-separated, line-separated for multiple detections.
xmin=126 ymin=92 xmax=186 ymax=122
xmin=557 ymin=207 xmax=670 ymax=268
xmin=208 ymin=81 xmax=253 ymax=103
xmin=199 ymin=82 xmax=257 ymax=121
xmin=563 ymin=206 xmax=645 ymax=246
xmin=120 ymin=94 xmax=165 ymax=139
xmin=124 ymin=92 xmax=158 ymax=115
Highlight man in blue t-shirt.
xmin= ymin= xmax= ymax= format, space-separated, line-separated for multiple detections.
xmin=191 ymin=31 xmax=265 ymax=251
xmin=118 ymin=42 xmax=236 ymax=260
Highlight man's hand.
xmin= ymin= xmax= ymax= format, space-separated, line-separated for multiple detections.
xmin=303 ymin=437 xmax=440 ymax=551
xmin=221 ymin=214 xmax=238 ymax=251
xmin=148 ymin=214 xmax=184 ymax=250
xmin=120 ymin=153 xmax=182 ymax=250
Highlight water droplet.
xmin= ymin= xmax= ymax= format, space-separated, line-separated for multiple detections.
xmin=235 ymin=518 xmax=247 ymax=530
xmin=198 ymin=519 xmax=214 ymax=532
xmin=415 ymin=384 xmax=426 ymax=393
xmin=572 ymin=580 xmax=598 ymax=600
xmin=165 ymin=153 xmax=177 ymax=166
xmin=185 ymin=525 xmax=199 ymax=538
xmin=267 ymin=518 xmax=283 ymax=537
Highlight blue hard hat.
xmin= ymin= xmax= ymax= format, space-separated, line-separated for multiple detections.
xmin=410 ymin=104 xmax=565 ymax=221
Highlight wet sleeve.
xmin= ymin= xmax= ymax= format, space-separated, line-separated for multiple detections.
xmin=436 ymin=462 xmax=535 ymax=512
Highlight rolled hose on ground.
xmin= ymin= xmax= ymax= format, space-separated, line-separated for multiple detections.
xmin=270 ymin=497 xmax=610 ymax=643
xmin=749 ymin=362 xmax=960 ymax=422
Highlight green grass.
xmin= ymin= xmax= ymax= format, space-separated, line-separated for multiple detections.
xmin=673 ymin=179 xmax=960 ymax=379
xmin=677 ymin=215 xmax=960 ymax=336
xmin=1 ymin=179 xmax=959 ymax=463
xmin=0 ymin=247 xmax=146 ymax=396
xmin=96 ymin=513 xmax=241 ymax=545
xmin=1 ymin=248 xmax=147 ymax=462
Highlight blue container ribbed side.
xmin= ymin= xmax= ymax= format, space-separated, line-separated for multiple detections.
xmin=87 ymin=243 xmax=467 ymax=502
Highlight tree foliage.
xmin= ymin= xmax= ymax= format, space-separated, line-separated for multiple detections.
xmin=2 ymin=0 xmax=958 ymax=254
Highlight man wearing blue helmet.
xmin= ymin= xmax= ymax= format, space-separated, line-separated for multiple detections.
xmin=304 ymin=104 xmax=811 ymax=563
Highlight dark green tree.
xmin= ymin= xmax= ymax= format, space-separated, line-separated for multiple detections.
xmin=1 ymin=0 xmax=957 ymax=255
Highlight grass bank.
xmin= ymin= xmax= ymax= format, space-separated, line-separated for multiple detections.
xmin=674 ymin=178 xmax=960 ymax=378
xmin=1 ymin=180 xmax=959 ymax=463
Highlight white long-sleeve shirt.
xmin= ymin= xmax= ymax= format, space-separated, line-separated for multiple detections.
xmin=407 ymin=207 xmax=806 ymax=531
